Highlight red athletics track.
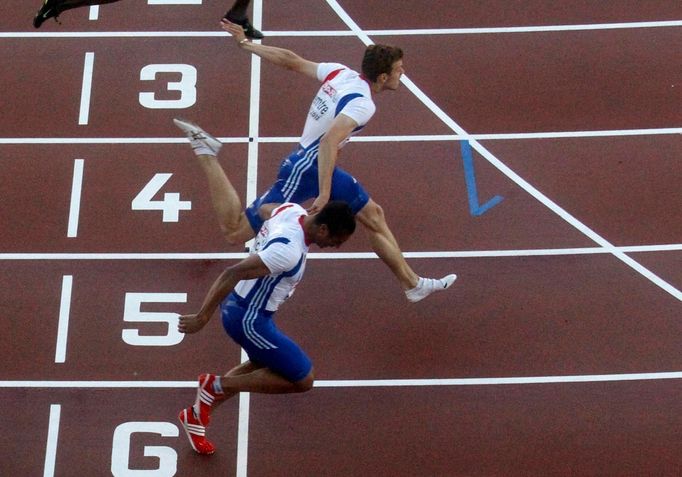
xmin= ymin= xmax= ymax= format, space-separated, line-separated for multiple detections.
xmin=1 ymin=1 xmax=681 ymax=476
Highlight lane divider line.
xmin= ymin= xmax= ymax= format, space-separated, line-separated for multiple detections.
xmin=78 ymin=52 xmax=95 ymax=125
xmin=237 ymin=2 xmax=264 ymax=475
xmin=0 ymin=244 xmax=681 ymax=260
xmin=43 ymin=404 xmax=61 ymax=477
xmin=2 ymin=20 xmax=681 ymax=38
xmin=55 ymin=275 xmax=73 ymax=364
xmin=5 ymin=371 xmax=682 ymax=389
xmin=1 ymin=127 xmax=680 ymax=144
xmin=67 ymin=159 xmax=84 ymax=238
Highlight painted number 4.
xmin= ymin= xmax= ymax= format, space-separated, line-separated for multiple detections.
xmin=132 ymin=173 xmax=191 ymax=222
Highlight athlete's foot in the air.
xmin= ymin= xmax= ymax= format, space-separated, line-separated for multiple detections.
xmin=173 ymin=118 xmax=222 ymax=157
xmin=405 ymin=274 xmax=457 ymax=303
xmin=33 ymin=0 xmax=63 ymax=28
xmin=222 ymin=12 xmax=264 ymax=39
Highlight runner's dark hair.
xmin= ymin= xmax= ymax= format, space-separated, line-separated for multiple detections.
xmin=314 ymin=201 xmax=356 ymax=237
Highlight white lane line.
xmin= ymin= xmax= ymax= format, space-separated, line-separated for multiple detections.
xmin=5 ymin=371 xmax=682 ymax=389
xmin=55 ymin=276 xmax=73 ymax=363
xmin=246 ymin=53 xmax=262 ymax=205
xmin=0 ymin=244 xmax=680 ymax=260
xmin=470 ymin=128 xmax=682 ymax=140
xmin=237 ymin=2 xmax=263 ymax=475
xmin=0 ymin=137 xmax=246 ymax=144
xmin=78 ymin=52 xmax=95 ymax=125
xmin=326 ymin=0 xmax=682 ymax=302
xmin=67 ymin=159 xmax=84 ymax=238
xmin=242 ymin=21 xmax=263 ymax=253
xmin=236 ymin=352 xmax=251 ymax=477
xmin=274 ymin=20 xmax=682 ymax=35
xmin=1 ymin=127 xmax=680 ymax=144
xmin=88 ymin=6 xmax=99 ymax=20
xmin=315 ymin=372 xmax=682 ymax=386
xmin=148 ymin=0 xmax=202 ymax=3
xmin=43 ymin=404 xmax=61 ymax=477
xmin=1 ymin=20 xmax=681 ymax=38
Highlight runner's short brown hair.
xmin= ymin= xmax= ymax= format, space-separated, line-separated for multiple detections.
xmin=361 ymin=44 xmax=403 ymax=82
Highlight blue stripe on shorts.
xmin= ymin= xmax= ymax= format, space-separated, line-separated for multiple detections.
xmin=220 ymin=292 xmax=312 ymax=383
xmin=244 ymin=146 xmax=370 ymax=232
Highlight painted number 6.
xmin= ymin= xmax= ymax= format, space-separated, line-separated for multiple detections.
xmin=139 ymin=64 xmax=197 ymax=109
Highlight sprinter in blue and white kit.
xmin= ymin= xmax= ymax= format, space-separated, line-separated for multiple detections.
xmin=209 ymin=19 xmax=457 ymax=304
xmin=257 ymin=61 xmax=376 ymax=219
xmin=176 ymin=197 xmax=355 ymax=455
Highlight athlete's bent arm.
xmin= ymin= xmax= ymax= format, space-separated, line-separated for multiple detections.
xmin=221 ymin=19 xmax=318 ymax=78
xmin=308 ymin=114 xmax=359 ymax=214
xmin=178 ymin=254 xmax=271 ymax=334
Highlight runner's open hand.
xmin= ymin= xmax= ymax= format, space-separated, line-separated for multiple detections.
xmin=220 ymin=19 xmax=247 ymax=44
xmin=307 ymin=196 xmax=329 ymax=215
xmin=178 ymin=314 xmax=208 ymax=334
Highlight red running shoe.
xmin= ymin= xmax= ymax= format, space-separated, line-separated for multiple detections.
xmin=178 ymin=407 xmax=215 ymax=455
xmin=194 ymin=373 xmax=223 ymax=426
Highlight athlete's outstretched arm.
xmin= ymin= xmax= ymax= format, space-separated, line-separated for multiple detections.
xmin=178 ymin=254 xmax=270 ymax=334
xmin=220 ymin=19 xmax=319 ymax=79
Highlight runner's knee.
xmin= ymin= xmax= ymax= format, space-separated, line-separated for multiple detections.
xmin=222 ymin=215 xmax=254 ymax=246
xmin=357 ymin=200 xmax=386 ymax=233
xmin=224 ymin=231 xmax=244 ymax=246
xmin=293 ymin=370 xmax=315 ymax=392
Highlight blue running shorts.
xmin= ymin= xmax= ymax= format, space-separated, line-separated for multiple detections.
xmin=220 ymin=292 xmax=312 ymax=383
xmin=245 ymin=145 xmax=370 ymax=232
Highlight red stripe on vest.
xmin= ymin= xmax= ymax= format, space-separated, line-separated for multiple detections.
xmin=323 ymin=68 xmax=344 ymax=83
xmin=272 ymin=204 xmax=295 ymax=217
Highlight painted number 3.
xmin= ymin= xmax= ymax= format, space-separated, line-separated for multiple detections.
xmin=139 ymin=64 xmax=197 ymax=109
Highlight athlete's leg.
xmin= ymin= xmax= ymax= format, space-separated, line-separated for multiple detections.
xmin=353 ymin=196 xmax=457 ymax=302
xmin=193 ymin=154 xmax=254 ymax=245
xmin=220 ymin=366 xmax=314 ymax=394
xmin=326 ymin=167 xmax=421 ymax=290
xmin=356 ymin=199 xmax=419 ymax=289
xmin=205 ymin=360 xmax=264 ymax=405
xmin=194 ymin=302 xmax=314 ymax=423
xmin=327 ymin=166 xmax=458 ymax=301
xmin=173 ymin=118 xmax=254 ymax=245
xmin=219 ymin=301 xmax=314 ymax=397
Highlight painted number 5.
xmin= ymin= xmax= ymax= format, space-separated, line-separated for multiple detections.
xmin=122 ymin=292 xmax=187 ymax=346
xmin=139 ymin=64 xmax=197 ymax=109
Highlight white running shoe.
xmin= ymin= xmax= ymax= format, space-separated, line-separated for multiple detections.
xmin=173 ymin=117 xmax=222 ymax=156
xmin=405 ymin=274 xmax=457 ymax=303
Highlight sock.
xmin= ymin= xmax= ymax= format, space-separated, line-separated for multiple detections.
xmin=191 ymin=144 xmax=217 ymax=157
xmin=213 ymin=377 xmax=223 ymax=395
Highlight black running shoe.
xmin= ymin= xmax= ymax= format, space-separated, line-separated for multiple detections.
xmin=33 ymin=0 xmax=62 ymax=28
xmin=223 ymin=12 xmax=264 ymax=39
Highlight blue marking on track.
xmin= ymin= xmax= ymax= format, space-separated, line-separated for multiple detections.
xmin=460 ymin=140 xmax=503 ymax=216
